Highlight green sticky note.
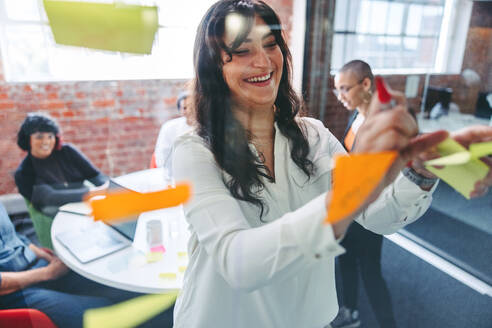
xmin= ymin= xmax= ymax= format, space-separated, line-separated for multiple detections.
xmin=425 ymin=151 xmax=470 ymax=166
xmin=470 ymin=141 xmax=492 ymax=158
xmin=43 ymin=0 xmax=158 ymax=54
xmin=425 ymin=138 xmax=489 ymax=199
xmin=84 ymin=292 xmax=178 ymax=328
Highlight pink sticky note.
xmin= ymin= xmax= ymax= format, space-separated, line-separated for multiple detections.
xmin=150 ymin=245 xmax=166 ymax=253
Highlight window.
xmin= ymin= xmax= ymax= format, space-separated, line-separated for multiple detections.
xmin=331 ymin=0 xmax=470 ymax=74
xmin=0 ymin=0 xmax=216 ymax=82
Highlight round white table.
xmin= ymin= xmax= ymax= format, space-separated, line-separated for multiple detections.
xmin=51 ymin=168 xmax=190 ymax=294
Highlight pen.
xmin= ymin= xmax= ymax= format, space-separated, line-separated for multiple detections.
xmin=375 ymin=76 xmax=394 ymax=110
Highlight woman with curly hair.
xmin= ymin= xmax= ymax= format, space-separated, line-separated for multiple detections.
xmin=15 ymin=113 xmax=107 ymax=218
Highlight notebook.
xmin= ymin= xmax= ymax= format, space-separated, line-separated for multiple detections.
xmin=56 ymin=178 xmax=139 ymax=263
xmin=56 ymin=221 xmax=131 ymax=263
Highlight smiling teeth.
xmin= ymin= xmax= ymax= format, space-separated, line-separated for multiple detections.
xmin=247 ymin=73 xmax=271 ymax=83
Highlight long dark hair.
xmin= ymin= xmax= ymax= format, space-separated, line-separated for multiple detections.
xmin=194 ymin=0 xmax=313 ymax=217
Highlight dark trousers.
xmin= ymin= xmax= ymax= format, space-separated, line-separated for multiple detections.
xmin=338 ymin=222 xmax=397 ymax=328
xmin=0 ymin=271 xmax=174 ymax=328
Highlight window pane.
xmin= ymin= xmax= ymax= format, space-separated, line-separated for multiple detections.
xmin=406 ymin=4 xmax=424 ymax=36
xmin=334 ymin=0 xmax=349 ymax=31
xmin=386 ymin=2 xmax=405 ymax=35
xmin=0 ymin=0 xmax=215 ymax=81
xmin=4 ymin=0 xmax=42 ymax=21
xmin=357 ymin=0 xmax=389 ymax=34
xmin=406 ymin=4 xmax=443 ymax=36
xmin=347 ymin=0 xmax=361 ymax=32
xmin=2 ymin=25 xmax=50 ymax=80
xmin=401 ymin=36 xmax=438 ymax=69
xmin=158 ymin=0 xmax=216 ymax=28
xmin=400 ymin=0 xmax=444 ymax=4
xmin=331 ymin=34 xmax=346 ymax=70
xmin=421 ymin=5 xmax=443 ymax=36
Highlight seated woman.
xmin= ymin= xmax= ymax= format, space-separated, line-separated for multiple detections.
xmin=15 ymin=113 xmax=108 ymax=218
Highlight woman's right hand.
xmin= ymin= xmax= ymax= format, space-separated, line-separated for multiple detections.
xmin=353 ymin=85 xmax=448 ymax=198
xmin=42 ymin=256 xmax=69 ymax=281
xmin=86 ymin=179 xmax=110 ymax=199
xmin=329 ymin=85 xmax=447 ymax=238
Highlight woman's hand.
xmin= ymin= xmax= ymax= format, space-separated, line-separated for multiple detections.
xmin=29 ymin=244 xmax=55 ymax=261
xmin=329 ymin=82 xmax=449 ymax=238
xmin=86 ymin=179 xmax=110 ymax=199
xmin=354 ymin=86 xmax=448 ymax=192
xmin=29 ymin=243 xmax=69 ymax=281
xmin=451 ymin=125 xmax=492 ymax=197
xmin=42 ymin=256 xmax=69 ymax=281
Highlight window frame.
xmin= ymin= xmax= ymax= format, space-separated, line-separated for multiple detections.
xmin=330 ymin=0 xmax=471 ymax=75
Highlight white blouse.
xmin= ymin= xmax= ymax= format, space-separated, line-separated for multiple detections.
xmin=154 ymin=116 xmax=193 ymax=175
xmin=173 ymin=117 xmax=435 ymax=328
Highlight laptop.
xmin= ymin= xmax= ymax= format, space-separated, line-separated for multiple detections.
xmin=56 ymin=178 xmax=139 ymax=263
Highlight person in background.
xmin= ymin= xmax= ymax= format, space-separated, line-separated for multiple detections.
xmin=0 ymin=202 xmax=133 ymax=328
xmin=15 ymin=113 xmax=108 ymax=218
xmin=331 ymin=60 xmax=399 ymax=328
xmin=153 ymin=89 xmax=195 ymax=177
xmin=169 ymin=1 xmax=460 ymax=327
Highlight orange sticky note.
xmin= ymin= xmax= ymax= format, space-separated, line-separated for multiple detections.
xmin=87 ymin=183 xmax=191 ymax=222
xmin=325 ymin=151 xmax=397 ymax=224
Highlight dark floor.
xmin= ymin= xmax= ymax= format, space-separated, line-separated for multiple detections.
xmin=348 ymin=182 xmax=492 ymax=328
xmin=354 ymin=237 xmax=492 ymax=328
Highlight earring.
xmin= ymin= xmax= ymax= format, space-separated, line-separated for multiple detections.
xmin=363 ymin=90 xmax=372 ymax=104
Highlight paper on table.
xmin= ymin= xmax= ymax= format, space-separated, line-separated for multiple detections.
xmin=84 ymin=292 xmax=178 ymax=328
xmin=325 ymin=151 xmax=397 ymax=224
xmin=87 ymin=183 xmax=191 ymax=222
xmin=424 ymin=138 xmax=491 ymax=199
xmin=146 ymin=251 xmax=163 ymax=263
xmin=58 ymin=202 xmax=91 ymax=216
xmin=43 ymin=0 xmax=158 ymax=54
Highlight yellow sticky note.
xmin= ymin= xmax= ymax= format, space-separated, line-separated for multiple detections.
xmin=178 ymin=266 xmax=187 ymax=273
xmin=43 ymin=0 xmax=158 ymax=54
xmin=146 ymin=251 xmax=163 ymax=263
xmin=470 ymin=141 xmax=492 ymax=158
xmin=177 ymin=251 xmax=188 ymax=258
xmin=159 ymin=272 xmax=177 ymax=280
xmin=84 ymin=292 xmax=178 ymax=328
xmin=425 ymin=138 xmax=489 ymax=199
xmin=325 ymin=151 xmax=397 ymax=224
xmin=425 ymin=151 xmax=470 ymax=166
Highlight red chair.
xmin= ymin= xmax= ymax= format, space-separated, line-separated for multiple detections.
xmin=0 ymin=309 xmax=57 ymax=328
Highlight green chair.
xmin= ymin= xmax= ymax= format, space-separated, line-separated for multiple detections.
xmin=24 ymin=199 xmax=54 ymax=249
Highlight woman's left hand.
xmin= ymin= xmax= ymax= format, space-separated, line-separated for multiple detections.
xmin=86 ymin=180 xmax=110 ymax=198
xmin=354 ymin=86 xmax=448 ymax=191
xmin=451 ymin=125 xmax=492 ymax=197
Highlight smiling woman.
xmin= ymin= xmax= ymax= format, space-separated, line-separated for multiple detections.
xmin=14 ymin=113 xmax=108 ymax=218
xmin=170 ymin=1 xmax=454 ymax=328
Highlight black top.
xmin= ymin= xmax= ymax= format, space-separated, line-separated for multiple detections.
xmin=342 ymin=111 xmax=359 ymax=152
xmin=14 ymin=144 xmax=107 ymax=214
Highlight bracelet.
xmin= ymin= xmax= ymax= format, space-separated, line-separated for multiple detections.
xmin=402 ymin=167 xmax=438 ymax=189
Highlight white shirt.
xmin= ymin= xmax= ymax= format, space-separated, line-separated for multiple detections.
xmin=154 ymin=116 xmax=193 ymax=176
xmin=351 ymin=112 xmax=365 ymax=134
xmin=173 ymin=117 xmax=435 ymax=328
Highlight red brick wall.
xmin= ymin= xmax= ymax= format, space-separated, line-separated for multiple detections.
xmin=0 ymin=0 xmax=292 ymax=195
